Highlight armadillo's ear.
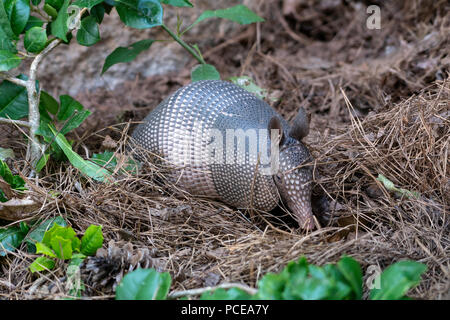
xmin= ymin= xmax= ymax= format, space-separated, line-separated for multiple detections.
xmin=268 ymin=116 xmax=285 ymax=146
xmin=289 ymin=108 xmax=310 ymax=141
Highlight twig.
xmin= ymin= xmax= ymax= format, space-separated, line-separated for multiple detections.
xmin=167 ymin=283 xmax=258 ymax=299
xmin=26 ymin=39 xmax=62 ymax=171
xmin=0 ymin=74 xmax=28 ymax=87
xmin=161 ymin=24 xmax=206 ymax=65
xmin=0 ymin=118 xmax=31 ymax=128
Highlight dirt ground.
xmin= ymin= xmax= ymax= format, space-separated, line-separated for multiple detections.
xmin=0 ymin=0 xmax=449 ymax=299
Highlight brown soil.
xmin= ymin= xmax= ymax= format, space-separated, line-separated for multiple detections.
xmin=0 ymin=0 xmax=449 ymax=299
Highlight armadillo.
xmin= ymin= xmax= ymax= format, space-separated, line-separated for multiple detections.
xmin=130 ymin=80 xmax=315 ymax=229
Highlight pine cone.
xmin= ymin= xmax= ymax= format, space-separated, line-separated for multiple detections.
xmin=81 ymin=240 xmax=165 ymax=295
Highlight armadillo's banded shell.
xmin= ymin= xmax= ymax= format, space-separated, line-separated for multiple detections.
xmin=131 ymin=80 xmax=290 ymax=212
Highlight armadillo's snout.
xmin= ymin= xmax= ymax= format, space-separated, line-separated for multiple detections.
xmin=275 ymin=144 xmax=315 ymax=230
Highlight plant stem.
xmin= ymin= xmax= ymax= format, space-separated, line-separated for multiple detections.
xmin=167 ymin=283 xmax=258 ymax=299
xmin=0 ymin=118 xmax=31 ymax=128
xmin=161 ymin=24 xmax=206 ymax=65
xmin=26 ymin=39 xmax=61 ymax=171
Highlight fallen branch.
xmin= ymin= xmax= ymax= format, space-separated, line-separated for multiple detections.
xmin=167 ymin=283 xmax=258 ymax=299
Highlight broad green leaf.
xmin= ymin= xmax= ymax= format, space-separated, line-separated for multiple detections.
xmin=51 ymin=0 xmax=70 ymax=41
xmin=29 ymin=256 xmax=55 ymax=272
xmin=337 ymin=256 xmax=363 ymax=299
xmin=0 ymin=1 xmax=17 ymax=43
xmin=24 ymin=26 xmax=47 ymax=53
xmin=0 ymin=76 xmax=27 ymax=119
xmin=4 ymin=0 xmax=30 ymax=35
xmin=35 ymin=242 xmax=57 ymax=258
xmin=90 ymin=3 xmax=105 ymax=23
xmin=102 ymin=39 xmax=154 ymax=74
xmin=49 ymin=126 xmax=112 ymax=182
xmin=200 ymin=287 xmax=252 ymax=300
xmin=25 ymin=216 xmax=67 ymax=251
xmin=91 ymin=151 xmax=117 ymax=170
xmin=116 ymin=268 xmax=172 ymax=300
xmin=255 ymin=273 xmax=286 ymax=300
xmin=46 ymin=0 xmax=64 ymax=11
xmin=187 ymin=4 xmax=263 ymax=32
xmin=32 ymin=0 xmax=42 ymax=5
xmin=80 ymin=224 xmax=103 ymax=256
xmin=0 ymin=49 xmax=21 ymax=71
xmin=191 ymin=64 xmax=220 ymax=82
xmin=24 ymin=16 xmax=45 ymax=32
xmin=115 ymin=0 xmax=163 ymax=29
xmin=40 ymin=90 xmax=59 ymax=115
xmin=50 ymin=235 xmax=73 ymax=259
xmin=76 ymin=16 xmax=100 ymax=46
xmin=43 ymin=3 xmax=58 ymax=19
xmin=72 ymin=0 xmax=104 ymax=9
xmin=57 ymin=94 xmax=84 ymax=121
xmin=0 ymin=159 xmax=25 ymax=190
xmin=42 ymin=224 xmax=77 ymax=247
xmin=0 ymin=147 xmax=15 ymax=161
xmin=0 ymin=224 xmax=28 ymax=256
xmin=160 ymin=0 xmax=192 ymax=7
xmin=61 ymin=109 xmax=91 ymax=135
xmin=370 ymin=261 xmax=427 ymax=300
xmin=57 ymin=95 xmax=91 ymax=135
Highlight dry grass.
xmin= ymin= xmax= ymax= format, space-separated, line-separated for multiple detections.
xmin=1 ymin=81 xmax=448 ymax=300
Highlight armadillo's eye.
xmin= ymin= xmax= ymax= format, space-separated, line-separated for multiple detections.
xmin=274 ymin=173 xmax=283 ymax=184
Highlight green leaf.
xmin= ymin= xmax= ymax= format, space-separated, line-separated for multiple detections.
xmin=90 ymin=3 xmax=105 ymax=23
xmin=337 ymin=256 xmax=363 ymax=299
xmin=0 ymin=0 xmax=16 ymax=40
xmin=50 ymin=234 xmax=73 ymax=259
xmin=46 ymin=0 xmax=64 ymax=11
xmin=370 ymin=261 xmax=427 ymax=300
xmin=0 ymin=147 xmax=15 ymax=161
xmin=191 ymin=64 xmax=220 ymax=82
xmin=57 ymin=94 xmax=84 ymax=121
xmin=24 ymin=16 xmax=45 ymax=32
xmin=160 ymin=0 xmax=192 ymax=7
xmin=76 ymin=16 xmax=100 ymax=46
xmin=256 ymin=273 xmax=286 ymax=299
xmin=0 ymin=159 xmax=25 ymax=190
xmin=32 ymin=0 xmax=42 ymax=5
xmin=72 ymin=0 xmax=104 ymax=9
xmin=116 ymin=0 xmax=163 ymax=29
xmin=35 ymin=152 xmax=50 ymax=173
xmin=0 ymin=49 xmax=21 ymax=71
xmin=40 ymin=90 xmax=59 ymax=115
xmin=200 ymin=287 xmax=252 ymax=300
xmin=116 ymin=268 xmax=172 ymax=300
xmin=229 ymin=76 xmax=269 ymax=100
xmin=56 ymin=95 xmax=91 ymax=134
xmin=91 ymin=151 xmax=117 ymax=170
xmin=25 ymin=216 xmax=67 ymax=251
xmin=35 ymin=242 xmax=57 ymax=258
xmin=51 ymin=0 xmax=70 ymax=41
xmin=101 ymin=39 xmax=154 ymax=74
xmin=24 ymin=26 xmax=48 ymax=53
xmin=48 ymin=126 xmax=112 ymax=182
xmin=42 ymin=224 xmax=77 ymax=247
xmin=0 ymin=224 xmax=28 ymax=256
xmin=29 ymin=256 xmax=55 ymax=272
xmin=80 ymin=224 xmax=103 ymax=256
xmin=0 ymin=76 xmax=28 ymax=119
xmin=43 ymin=4 xmax=58 ymax=19
xmin=188 ymin=4 xmax=263 ymax=31
xmin=4 ymin=0 xmax=30 ymax=35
